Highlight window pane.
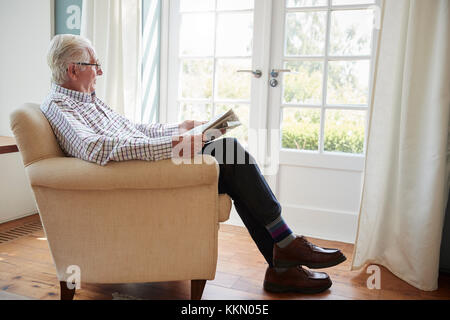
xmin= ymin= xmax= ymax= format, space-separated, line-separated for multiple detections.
xmin=215 ymin=104 xmax=250 ymax=146
xmin=180 ymin=13 xmax=214 ymax=56
xmin=216 ymin=59 xmax=252 ymax=100
xmin=180 ymin=59 xmax=213 ymax=99
xmin=285 ymin=11 xmax=327 ymax=56
xmin=216 ymin=12 xmax=253 ymax=56
xmin=217 ymin=0 xmax=254 ymax=11
xmin=324 ymin=109 xmax=366 ymax=154
xmin=332 ymin=0 xmax=375 ymax=5
xmin=327 ymin=60 xmax=370 ymax=105
xmin=329 ymin=9 xmax=374 ymax=56
xmin=287 ymin=0 xmax=328 ymax=7
xmin=180 ymin=0 xmax=214 ymax=12
xmin=179 ymin=103 xmax=213 ymax=122
xmin=281 ymin=108 xmax=321 ymax=151
xmin=283 ymin=61 xmax=323 ymax=105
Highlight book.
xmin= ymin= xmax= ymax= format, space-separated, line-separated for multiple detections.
xmin=183 ymin=109 xmax=241 ymax=141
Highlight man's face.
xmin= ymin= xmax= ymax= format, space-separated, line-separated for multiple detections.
xmin=76 ymin=48 xmax=103 ymax=93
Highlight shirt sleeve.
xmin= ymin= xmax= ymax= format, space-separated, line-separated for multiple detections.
xmin=134 ymin=122 xmax=180 ymax=138
xmin=44 ymin=102 xmax=174 ymax=166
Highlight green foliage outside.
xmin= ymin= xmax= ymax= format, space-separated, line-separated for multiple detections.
xmin=280 ymin=7 xmax=370 ymax=154
xmin=281 ymin=109 xmax=365 ymax=154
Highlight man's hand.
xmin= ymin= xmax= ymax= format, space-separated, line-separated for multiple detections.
xmin=178 ymin=120 xmax=207 ymax=135
xmin=172 ymin=134 xmax=205 ymax=158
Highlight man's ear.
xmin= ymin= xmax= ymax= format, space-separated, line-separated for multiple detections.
xmin=67 ymin=64 xmax=78 ymax=81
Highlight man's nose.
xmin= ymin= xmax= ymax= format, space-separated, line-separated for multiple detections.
xmin=97 ymin=67 xmax=103 ymax=76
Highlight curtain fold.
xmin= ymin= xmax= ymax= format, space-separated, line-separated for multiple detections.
xmin=81 ymin=0 xmax=142 ymax=121
xmin=351 ymin=0 xmax=450 ymax=291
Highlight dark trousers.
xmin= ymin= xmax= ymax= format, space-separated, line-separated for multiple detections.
xmin=202 ymin=137 xmax=281 ymax=268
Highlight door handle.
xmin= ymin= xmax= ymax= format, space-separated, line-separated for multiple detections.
xmin=270 ymin=69 xmax=291 ymax=78
xmin=236 ymin=69 xmax=263 ymax=78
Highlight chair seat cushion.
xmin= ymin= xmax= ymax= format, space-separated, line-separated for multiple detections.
xmin=218 ymin=194 xmax=231 ymax=222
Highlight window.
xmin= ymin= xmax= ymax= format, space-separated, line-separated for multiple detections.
xmin=280 ymin=0 xmax=378 ymax=155
xmin=170 ymin=0 xmax=255 ymax=147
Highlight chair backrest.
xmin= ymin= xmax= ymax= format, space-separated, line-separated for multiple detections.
xmin=10 ymin=103 xmax=65 ymax=167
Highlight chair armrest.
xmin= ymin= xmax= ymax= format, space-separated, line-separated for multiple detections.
xmin=26 ymin=155 xmax=219 ymax=190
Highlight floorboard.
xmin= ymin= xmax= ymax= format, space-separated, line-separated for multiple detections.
xmin=0 ymin=214 xmax=449 ymax=300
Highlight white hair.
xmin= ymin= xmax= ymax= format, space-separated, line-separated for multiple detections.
xmin=47 ymin=34 xmax=95 ymax=85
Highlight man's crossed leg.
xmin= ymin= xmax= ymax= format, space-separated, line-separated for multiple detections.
xmin=202 ymin=137 xmax=346 ymax=294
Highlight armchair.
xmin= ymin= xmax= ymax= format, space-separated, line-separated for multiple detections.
xmin=9 ymin=103 xmax=232 ymax=300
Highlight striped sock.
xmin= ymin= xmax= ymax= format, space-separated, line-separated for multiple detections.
xmin=265 ymin=216 xmax=296 ymax=249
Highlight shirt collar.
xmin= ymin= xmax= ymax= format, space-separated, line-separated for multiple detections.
xmin=51 ymin=83 xmax=96 ymax=103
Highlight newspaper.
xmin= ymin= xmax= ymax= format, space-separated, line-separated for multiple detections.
xmin=183 ymin=109 xmax=241 ymax=141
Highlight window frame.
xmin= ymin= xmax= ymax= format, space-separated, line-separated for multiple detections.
xmin=277 ymin=0 xmax=382 ymax=172
xmin=159 ymin=0 xmax=382 ymax=172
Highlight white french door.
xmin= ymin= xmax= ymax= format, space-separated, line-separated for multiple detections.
xmin=163 ymin=0 xmax=380 ymax=242
xmin=266 ymin=0 xmax=380 ymax=243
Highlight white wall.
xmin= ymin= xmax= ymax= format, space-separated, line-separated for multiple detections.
xmin=0 ymin=0 xmax=52 ymax=136
xmin=0 ymin=0 xmax=51 ymax=222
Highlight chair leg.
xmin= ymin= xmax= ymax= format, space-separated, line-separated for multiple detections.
xmin=191 ymin=280 xmax=207 ymax=300
xmin=60 ymin=281 xmax=76 ymax=300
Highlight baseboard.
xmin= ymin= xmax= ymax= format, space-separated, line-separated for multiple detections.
xmin=224 ymin=203 xmax=358 ymax=244
xmin=281 ymin=204 xmax=358 ymax=244
xmin=0 ymin=211 xmax=39 ymax=225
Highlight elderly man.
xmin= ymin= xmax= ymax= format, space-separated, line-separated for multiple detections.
xmin=41 ymin=34 xmax=346 ymax=295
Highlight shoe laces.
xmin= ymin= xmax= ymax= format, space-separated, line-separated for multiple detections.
xmin=299 ymin=235 xmax=316 ymax=250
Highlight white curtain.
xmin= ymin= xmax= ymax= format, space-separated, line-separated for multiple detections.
xmin=81 ymin=0 xmax=142 ymax=121
xmin=351 ymin=0 xmax=450 ymax=291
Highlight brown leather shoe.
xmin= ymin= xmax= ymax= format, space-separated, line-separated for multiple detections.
xmin=273 ymin=235 xmax=346 ymax=269
xmin=264 ymin=266 xmax=332 ymax=294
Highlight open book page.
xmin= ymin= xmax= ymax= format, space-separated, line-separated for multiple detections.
xmin=183 ymin=109 xmax=241 ymax=140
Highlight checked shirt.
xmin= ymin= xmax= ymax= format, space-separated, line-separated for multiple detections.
xmin=40 ymin=84 xmax=179 ymax=166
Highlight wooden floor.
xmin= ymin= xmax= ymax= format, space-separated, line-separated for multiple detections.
xmin=0 ymin=214 xmax=449 ymax=300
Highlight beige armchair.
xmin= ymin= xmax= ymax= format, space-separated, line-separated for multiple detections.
xmin=10 ymin=103 xmax=232 ymax=300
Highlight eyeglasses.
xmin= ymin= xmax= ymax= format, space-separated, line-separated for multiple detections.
xmin=72 ymin=62 xmax=102 ymax=69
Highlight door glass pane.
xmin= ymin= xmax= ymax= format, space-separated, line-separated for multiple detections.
xmin=332 ymin=0 xmax=375 ymax=5
xmin=215 ymin=104 xmax=250 ymax=146
xmin=283 ymin=61 xmax=323 ymax=105
xmin=216 ymin=58 xmax=252 ymax=100
xmin=329 ymin=9 xmax=374 ymax=56
xmin=327 ymin=60 xmax=370 ymax=105
xmin=216 ymin=12 xmax=253 ymax=56
xmin=285 ymin=11 xmax=327 ymax=56
xmin=281 ymin=108 xmax=321 ymax=151
xmin=180 ymin=13 xmax=214 ymax=56
xmin=217 ymin=0 xmax=254 ymax=11
xmin=180 ymin=59 xmax=213 ymax=99
xmin=176 ymin=0 xmax=254 ymax=128
xmin=287 ymin=0 xmax=328 ymax=7
xmin=324 ymin=109 xmax=366 ymax=154
xmin=179 ymin=103 xmax=213 ymax=121
xmin=180 ymin=0 xmax=215 ymax=12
